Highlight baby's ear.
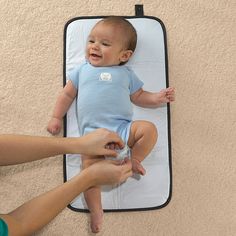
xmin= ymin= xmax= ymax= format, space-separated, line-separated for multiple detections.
xmin=120 ymin=50 xmax=133 ymax=63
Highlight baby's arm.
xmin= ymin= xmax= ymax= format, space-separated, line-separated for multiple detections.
xmin=47 ymin=81 xmax=77 ymax=135
xmin=131 ymin=87 xmax=175 ymax=108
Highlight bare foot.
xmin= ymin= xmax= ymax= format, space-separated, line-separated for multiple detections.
xmin=131 ymin=159 xmax=146 ymax=175
xmin=90 ymin=210 xmax=103 ymax=233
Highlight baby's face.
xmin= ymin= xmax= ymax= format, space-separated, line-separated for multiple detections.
xmin=86 ymin=22 xmax=128 ymax=67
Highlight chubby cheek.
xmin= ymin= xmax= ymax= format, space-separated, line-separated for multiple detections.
xmin=85 ymin=47 xmax=89 ymax=56
xmin=85 ymin=52 xmax=92 ymax=62
xmin=102 ymin=50 xmax=113 ymax=61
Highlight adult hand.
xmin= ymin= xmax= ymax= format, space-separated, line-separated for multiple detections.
xmin=85 ymin=158 xmax=133 ymax=186
xmin=73 ymin=128 xmax=125 ymax=157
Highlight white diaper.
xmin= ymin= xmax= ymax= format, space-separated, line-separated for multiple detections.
xmin=106 ymin=145 xmax=131 ymax=161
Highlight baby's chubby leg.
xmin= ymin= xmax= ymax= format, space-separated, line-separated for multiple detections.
xmin=128 ymin=121 xmax=158 ymax=175
xmin=82 ymin=155 xmax=104 ymax=233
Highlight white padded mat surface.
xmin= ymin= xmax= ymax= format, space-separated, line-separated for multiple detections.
xmin=64 ymin=17 xmax=171 ymax=211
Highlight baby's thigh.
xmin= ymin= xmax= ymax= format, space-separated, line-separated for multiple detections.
xmin=128 ymin=120 xmax=158 ymax=147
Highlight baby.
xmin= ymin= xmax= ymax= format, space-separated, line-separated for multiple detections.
xmin=47 ymin=16 xmax=175 ymax=233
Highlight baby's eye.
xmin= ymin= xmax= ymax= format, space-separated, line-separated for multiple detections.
xmin=102 ymin=42 xmax=110 ymax=46
xmin=88 ymin=39 xmax=95 ymax=43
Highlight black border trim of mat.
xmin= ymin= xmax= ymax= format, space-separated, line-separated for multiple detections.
xmin=63 ymin=9 xmax=172 ymax=213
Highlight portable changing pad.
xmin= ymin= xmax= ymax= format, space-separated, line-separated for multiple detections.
xmin=63 ymin=15 xmax=172 ymax=212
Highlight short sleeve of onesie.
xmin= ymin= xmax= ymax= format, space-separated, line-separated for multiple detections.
xmin=66 ymin=66 xmax=81 ymax=89
xmin=127 ymin=68 xmax=144 ymax=95
xmin=0 ymin=218 xmax=8 ymax=236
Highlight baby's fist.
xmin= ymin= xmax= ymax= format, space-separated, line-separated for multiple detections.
xmin=47 ymin=117 xmax=62 ymax=135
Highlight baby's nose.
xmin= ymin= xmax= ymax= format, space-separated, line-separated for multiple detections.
xmin=91 ymin=42 xmax=99 ymax=50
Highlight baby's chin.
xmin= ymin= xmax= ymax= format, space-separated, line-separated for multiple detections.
xmin=86 ymin=57 xmax=120 ymax=67
xmin=89 ymin=62 xmax=104 ymax=67
xmin=88 ymin=61 xmax=114 ymax=67
xmin=86 ymin=58 xmax=103 ymax=67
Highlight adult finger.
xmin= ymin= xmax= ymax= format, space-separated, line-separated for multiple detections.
xmin=120 ymin=170 xmax=133 ymax=183
xmin=108 ymin=133 xmax=124 ymax=149
xmin=107 ymin=159 xmax=133 ymax=182
xmin=119 ymin=161 xmax=133 ymax=183
xmin=120 ymin=159 xmax=132 ymax=172
xmin=103 ymin=148 xmax=118 ymax=157
xmin=106 ymin=142 xmax=116 ymax=150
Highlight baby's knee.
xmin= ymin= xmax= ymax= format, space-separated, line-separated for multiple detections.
xmin=143 ymin=121 xmax=158 ymax=142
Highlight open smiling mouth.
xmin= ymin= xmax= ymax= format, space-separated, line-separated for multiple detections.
xmin=90 ymin=53 xmax=102 ymax=58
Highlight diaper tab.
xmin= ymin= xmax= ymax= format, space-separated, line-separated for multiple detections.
xmin=105 ymin=145 xmax=131 ymax=161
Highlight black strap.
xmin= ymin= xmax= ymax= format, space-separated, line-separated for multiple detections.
xmin=135 ymin=4 xmax=144 ymax=16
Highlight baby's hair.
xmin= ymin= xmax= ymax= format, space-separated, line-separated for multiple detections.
xmin=97 ymin=16 xmax=137 ymax=52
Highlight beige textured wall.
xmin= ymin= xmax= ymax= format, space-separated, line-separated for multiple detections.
xmin=0 ymin=0 xmax=235 ymax=235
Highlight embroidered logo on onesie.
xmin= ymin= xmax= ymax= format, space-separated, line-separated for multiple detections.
xmin=99 ymin=72 xmax=112 ymax=82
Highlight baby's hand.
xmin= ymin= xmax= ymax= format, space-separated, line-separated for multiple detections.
xmin=47 ymin=117 xmax=62 ymax=135
xmin=157 ymin=87 xmax=175 ymax=104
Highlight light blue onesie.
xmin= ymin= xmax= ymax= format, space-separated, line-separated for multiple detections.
xmin=67 ymin=62 xmax=144 ymax=143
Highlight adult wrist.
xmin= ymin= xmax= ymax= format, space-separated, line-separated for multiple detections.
xmin=79 ymin=168 xmax=95 ymax=188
